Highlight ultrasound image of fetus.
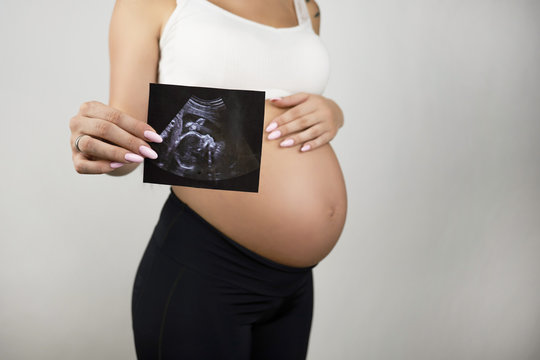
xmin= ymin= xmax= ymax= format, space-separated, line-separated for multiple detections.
xmin=153 ymin=95 xmax=260 ymax=181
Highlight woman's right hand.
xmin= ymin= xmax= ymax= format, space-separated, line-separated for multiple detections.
xmin=69 ymin=100 xmax=163 ymax=174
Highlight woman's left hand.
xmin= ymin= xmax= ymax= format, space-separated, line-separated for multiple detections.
xmin=265 ymin=92 xmax=344 ymax=152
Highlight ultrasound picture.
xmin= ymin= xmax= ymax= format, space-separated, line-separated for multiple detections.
xmin=143 ymin=83 xmax=265 ymax=192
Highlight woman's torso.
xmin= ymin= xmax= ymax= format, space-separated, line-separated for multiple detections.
xmin=157 ymin=0 xmax=347 ymax=267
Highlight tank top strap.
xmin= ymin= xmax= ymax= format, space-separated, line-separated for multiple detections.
xmin=293 ymin=0 xmax=312 ymax=27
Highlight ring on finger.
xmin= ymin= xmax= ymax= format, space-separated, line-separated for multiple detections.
xmin=74 ymin=134 xmax=87 ymax=153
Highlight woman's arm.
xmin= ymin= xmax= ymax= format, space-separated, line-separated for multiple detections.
xmin=106 ymin=0 xmax=163 ymax=176
xmin=264 ymin=0 xmax=345 ymax=152
xmin=69 ymin=0 xmax=167 ymax=175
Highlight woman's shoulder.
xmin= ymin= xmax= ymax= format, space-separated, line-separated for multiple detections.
xmin=112 ymin=0 xmax=177 ymax=39
xmin=304 ymin=0 xmax=321 ymax=35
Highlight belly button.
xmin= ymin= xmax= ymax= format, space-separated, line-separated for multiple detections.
xmin=328 ymin=206 xmax=336 ymax=218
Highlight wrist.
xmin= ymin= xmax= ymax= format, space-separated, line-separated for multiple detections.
xmin=328 ymin=98 xmax=344 ymax=129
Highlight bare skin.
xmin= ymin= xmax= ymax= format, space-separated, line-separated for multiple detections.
xmin=69 ymin=0 xmax=347 ymax=267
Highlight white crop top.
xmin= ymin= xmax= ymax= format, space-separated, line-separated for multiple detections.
xmin=158 ymin=0 xmax=331 ymax=100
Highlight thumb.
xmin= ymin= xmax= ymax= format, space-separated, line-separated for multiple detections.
xmin=269 ymin=92 xmax=310 ymax=107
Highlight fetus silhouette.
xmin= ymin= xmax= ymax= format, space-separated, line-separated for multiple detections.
xmin=154 ymin=95 xmax=259 ymax=181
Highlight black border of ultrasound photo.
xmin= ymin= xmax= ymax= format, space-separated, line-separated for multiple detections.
xmin=143 ymin=83 xmax=266 ymax=193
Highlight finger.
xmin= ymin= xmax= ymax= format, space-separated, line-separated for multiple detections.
xmin=75 ymin=118 xmax=158 ymax=159
xmin=265 ymin=101 xmax=317 ymax=134
xmin=277 ymin=123 xmax=325 ymax=147
xmin=72 ymin=152 xmax=124 ymax=174
xmin=78 ymin=101 xmax=162 ymax=143
xmin=300 ymin=130 xmax=335 ymax=152
xmin=269 ymin=92 xmax=310 ymax=107
xmin=74 ymin=134 xmax=151 ymax=164
xmin=269 ymin=114 xmax=319 ymax=143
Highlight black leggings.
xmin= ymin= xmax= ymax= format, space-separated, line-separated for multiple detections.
xmin=132 ymin=189 xmax=317 ymax=359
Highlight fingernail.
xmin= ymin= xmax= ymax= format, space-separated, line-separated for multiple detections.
xmin=270 ymin=97 xmax=282 ymax=102
xmin=266 ymin=122 xmax=278 ymax=132
xmin=301 ymin=144 xmax=311 ymax=152
xmin=267 ymin=130 xmax=281 ymax=140
xmin=139 ymin=145 xmax=158 ymax=159
xmin=144 ymin=130 xmax=163 ymax=143
xmin=110 ymin=162 xmax=125 ymax=169
xmin=280 ymin=138 xmax=294 ymax=147
xmin=125 ymin=153 xmax=144 ymax=163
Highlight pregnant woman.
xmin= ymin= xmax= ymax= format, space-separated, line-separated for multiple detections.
xmin=69 ymin=0 xmax=347 ymax=358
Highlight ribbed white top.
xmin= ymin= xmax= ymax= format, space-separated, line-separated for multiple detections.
xmin=158 ymin=0 xmax=330 ymax=99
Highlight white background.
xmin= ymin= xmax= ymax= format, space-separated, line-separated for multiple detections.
xmin=1 ymin=0 xmax=539 ymax=359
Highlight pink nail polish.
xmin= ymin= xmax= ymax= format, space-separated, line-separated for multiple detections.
xmin=125 ymin=153 xmax=144 ymax=163
xmin=267 ymin=130 xmax=281 ymax=140
xmin=110 ymin=162 xmax=124 ymax=169
xmin=280 ymin=139 xmax=294 ymax=147
xmin=301 ymin=144 xmax=311 ymax=152
xmin=144 ymin=130 xmax=163 ymax=143
xmin=270 ymin=97 xmax=282 ymax=101
xmin=266 ymin=122 xmax=278 ymax=132
xmin=139 ymin=145 xmax=158 ymax=159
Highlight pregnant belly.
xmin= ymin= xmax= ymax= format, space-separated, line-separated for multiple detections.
xmin=171 ymin=100 xmax=348 ymax=267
